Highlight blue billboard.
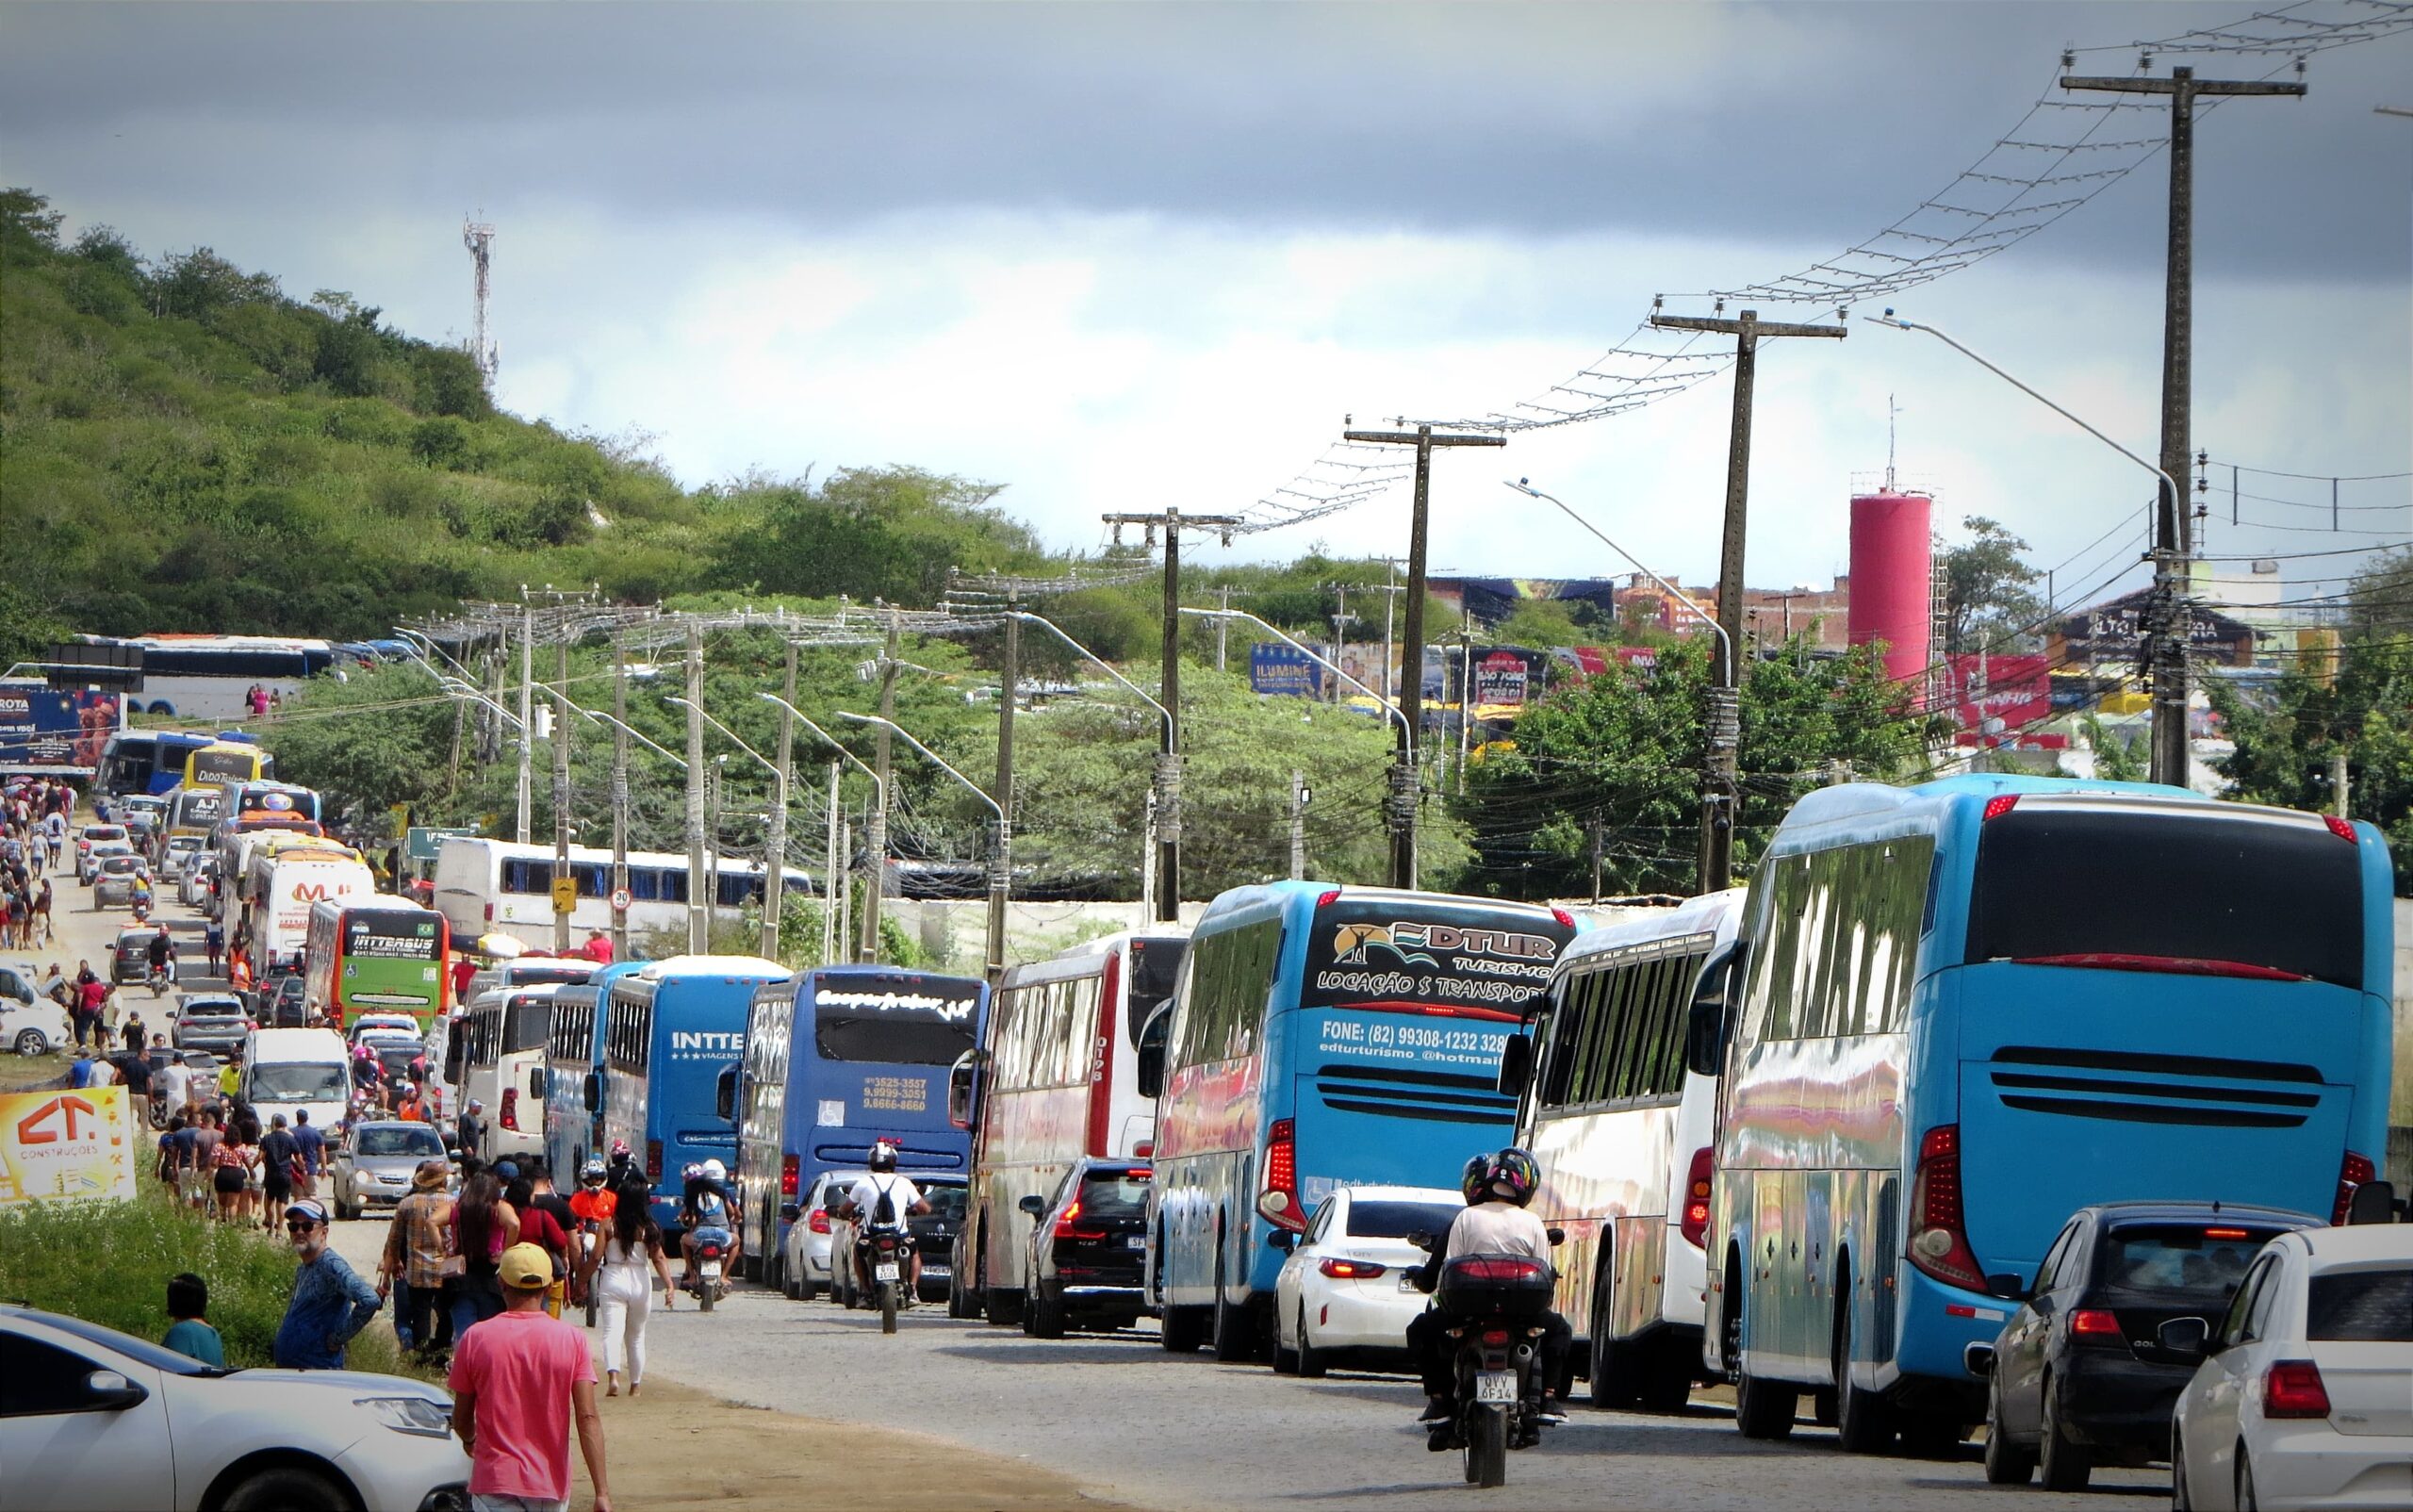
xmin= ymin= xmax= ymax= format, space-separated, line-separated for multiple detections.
xmin=1249 ymin=643 xmax=1323 ymax=698
xmin=0 ymin=680 xmax=122 ymax=774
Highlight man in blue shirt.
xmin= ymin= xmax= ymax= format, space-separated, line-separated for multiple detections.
xmin=68 ymin=1050 xmax=95 ymax=1089
xmin=272 ymin=1199 xmax=381 ymax=1369
xmin=290 ymin=1109 xmax=326 ymax=1200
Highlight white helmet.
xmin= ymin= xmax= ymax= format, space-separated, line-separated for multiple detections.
xmin=701 ymin=1158 xmax=727 ymax=1182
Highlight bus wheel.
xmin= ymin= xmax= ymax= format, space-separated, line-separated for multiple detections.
xmin=1728 ymin=1255 xmax=1797 ymax=1440
xmin=1160 ymin=1306 xmax=1208 ymax=1354
xmin=1832 ymin=1265 xmax=1893 ymax=1454
xmin=1210 ymin=1251 xmax=1258 ymax=1363
xmin=1588 ymin=1274 xmax=1641 ymax=1408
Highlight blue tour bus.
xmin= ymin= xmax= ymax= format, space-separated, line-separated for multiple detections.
xmin=1704 ymin=774 xmax=2396 ymax=1450
xmin=596 ymin=955 xmax=792 ymax=1238
xmin=543 ymin=961 xmax=650 ymax=1185
xmin=735 ymin=964 xmax=991 ymax=1284
xmin=1145 ymin=882 xmax=1582 ymax=1358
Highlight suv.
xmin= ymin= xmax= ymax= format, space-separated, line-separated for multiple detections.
xmin=1975 ymin=1200 xmax=2320 ymax=1490
xmin=172 ymin=994 xmax=252 ymax=1054
xmin=830 ymin=1174 xmax=968 ymax=1308
xmin=1016 ymin=1159 xmax=1153 ymax=1338
xmin=111 ymin=928 xmax=162 ymax=986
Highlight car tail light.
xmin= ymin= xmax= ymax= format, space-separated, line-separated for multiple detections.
xmin=1256 ymin=1118 xmax=1304 ymax=1230
xmin=1054 ymin=1197 xmax=1105 ymax=1242
xmin=500 ymin=1088 xmax=518 ymax=1131
xmin=1453 ymin=1257 xmax=1546 ymax=1282
xmin=645 ymin=1139 xmax=662 ymax=1181
xmin=780 ymin=1153 xmax=799 ymax=1199
xmin=484 ymin=902 xmax=495 ymax=921
xmin=2263 ymin=1360 xmax=2330 ymax=1419
xmin=2069 ymin=1309 xmax=2123 ymax=1340
xmin=2204 ymin=1227 xmax=2248 ymax=1241
xmin=1319 ymin=1258 xmax=1387 ymax=1280
xmin=1680 ymin=1146 xmax=1714 ymax=1249
xmin=807 ymin=1208 xmax=830 ymax=1234
xmin=2333 ymin=1151 xmax=2374 ymax=1225
xmin=2323 ymin=814 xmax=2356 ymax=843
xmin=1983 ymin=795 xmax=2019 ymax=821
xmin=1126 ymin=1168 xmax=1154 ymax=1182
xmin=1133 ymin=1141 xmax=1154 ymax=1159
xmin=1908 ymin=1125 xmax=1986 ymax=1291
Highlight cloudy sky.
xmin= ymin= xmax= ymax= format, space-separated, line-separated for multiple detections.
xmin=5 ymin=1 xmax=2407 ymax=609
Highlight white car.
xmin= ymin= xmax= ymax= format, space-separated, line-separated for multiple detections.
xmin=0 ymin=1304 xmax=470 ymax=1512
xmin=0 ymin=961 xmax=74 ymax=1056
xmin=781 ymin=1168 xmax=871 ymax=1300
xmin=179 ymin=857 xmax=218 ymax=910
xmin=348 ymin=1014 xmax=421 ymax=1047
xmin=1272 ymin=1183 xmax=1467 ymax=1377
xmin=2168 ymin=1222 xmax=2413 ymax=1510
xmin=158 ymin=834 xmax=204 ymax=879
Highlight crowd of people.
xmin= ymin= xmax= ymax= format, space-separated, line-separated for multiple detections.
xmin=2 ymin=776 xmax=74 ymax=947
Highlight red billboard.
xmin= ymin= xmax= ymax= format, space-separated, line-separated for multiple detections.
xmin=1943 ymin=653 xmax=2065 ymax=750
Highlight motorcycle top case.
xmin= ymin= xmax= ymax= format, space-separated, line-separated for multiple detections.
xmin=1435 ymin=1255 xmax=1554 ymax=1323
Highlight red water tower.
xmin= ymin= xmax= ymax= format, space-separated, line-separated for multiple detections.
xmin=1847 ymin=491 xmax=1932 ymax=690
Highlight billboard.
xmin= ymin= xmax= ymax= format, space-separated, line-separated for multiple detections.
xmin=0 ymin=680 xmax=122 ymax=774
xmin=0 ymin=1086 xmax=140 ymax=1206
xmin=1249 ymin=643 xmax=1323 ymax=699
xmin=1943 ymin=654 xmax=2066 ymax=750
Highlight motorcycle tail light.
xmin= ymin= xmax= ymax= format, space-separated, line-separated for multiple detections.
xmin=1480 ymin=1329 xmax=1512 ymax=1347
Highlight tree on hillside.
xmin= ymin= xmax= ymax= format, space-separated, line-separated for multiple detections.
xmin=1941 ymin=516 xmax=2046 ymax=654
xmin=710 ymin=467 xmax=1050 ymax=607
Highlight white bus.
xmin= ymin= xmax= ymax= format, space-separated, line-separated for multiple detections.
xmin=947 ymin=929 xmax=1189 ymax=1323
xmin=452 ymin=983 xmax=570 ymax=1164
xmin=1500 ymin=888 xmax=1746 ymax=1411
xmin=241 ymin=846 xmax=376 ymax=968
xmin=432 ymin=836 xmax=812 ymax=949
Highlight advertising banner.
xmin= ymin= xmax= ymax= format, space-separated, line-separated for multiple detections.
xmin=0 ymin=1085 xmax=140 ymax=1206
xmin=1943 ymin=654 xmax=2066 ymax=750
xmin=1249 ymin=642 xmax=1323 ymax=699
xmin=0 ymin=680 xmax=121 ymax=774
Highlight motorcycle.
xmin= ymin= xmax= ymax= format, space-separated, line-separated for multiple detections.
xmin=1424 ymin=1246 xmax=1560 ymax=1489
xmin=573 ymin=1223 xmax=601 ymax=1327
xmin=856 ymin=1227 xmax=913 ymax=1335
xmin=691 ymin=1234 xmax=729 ymax=1312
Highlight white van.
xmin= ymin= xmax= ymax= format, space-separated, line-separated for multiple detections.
xmin=240 ymin=1027 xmax=351 ymax=1134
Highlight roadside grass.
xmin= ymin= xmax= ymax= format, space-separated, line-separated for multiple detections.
xmin=0 ymin=1185 xmax=433 ymax=1381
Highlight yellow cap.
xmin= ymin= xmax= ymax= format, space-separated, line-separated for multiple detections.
xmin=498 ymin=1241 xmax=553 ymax=1290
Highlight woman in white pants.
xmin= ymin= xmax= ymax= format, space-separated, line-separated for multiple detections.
xmin=582 ymin=1192 xmax=677 ymax=1397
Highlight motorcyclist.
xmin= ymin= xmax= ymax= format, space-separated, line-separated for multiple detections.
xmin=1434 ymin=1148 xmax=1572 ymax=1442
xmin=1408 ymin=1153 xmax=1496 ymax=1423
xmin=838 ymin=1140 xmax=929 ymax=1306
xmin=678 ymin=1159 xmax=742 ymax=1290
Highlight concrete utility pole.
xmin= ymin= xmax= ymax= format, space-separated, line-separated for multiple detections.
xmin=551 ymin=633 xmax=573 ymax=954
xmin=516 ymin=601 xmax=533 ymax=844
xmin=1101 ymin=509 xmax=1244 ymax=923
xmin=1645 ymin=309 xmax=1845 ymax=891
xmin=822 ymin=761 xmax=841 ymax=964
xmin=766 ymin=642 xmax=797 ymax=963
xmin=989 ymin=599 xmax=1018 ymax=987
xmin=862 ymin=609 xmax=900 ymax=962
xmin=609 ymin=633 xmax=630 ymax=960
xmin=1339 ymin=424 xmax=1506 ymax=891
xmin=1289 ymin=771 xmax=1307 ymax=880
xmin=2060 ymin=63 xmax=2304 ymax=788
xmin=1325 ymin=583 xmax=1356 ymax=704
xmin=682 ymin=619 xmax=708 ymax=955
xmin=1214 ymin=584 xmax=1233 ymax=671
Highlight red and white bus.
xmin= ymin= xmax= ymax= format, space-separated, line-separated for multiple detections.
xmin=946 ymin=928 xmax=1189 ymax=1324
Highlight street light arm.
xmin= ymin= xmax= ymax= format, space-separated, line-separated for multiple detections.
xmin=1502 ymin=480 xmax=1735 ymax=677
xmin=1178 ymin=607 xmax=1413 ymax=758
xmin=436 ymin=677 xmax=527 ymax=731
xmin=833 ymin=711 xmax=1004 ymax=822
xmin=1008 ymin=611 xmax=1173 ymax=742
xmin=665 ymin=696 xmax=779 ymax=781
xmin=755 ymin=694 xmax=885 ymax=804
xmin=575 ymin=706 xmax=688 ymax=770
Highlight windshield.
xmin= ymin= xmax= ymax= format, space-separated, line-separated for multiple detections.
xmin=357 ymin=1126 xmax=445 ymax=1158
xmin=815 ymin=1016 xmax=974 ymax=1064
xmin=1076 ymin=1169 xmax=1152 ymax=1220
xmin=251 ymin=1063 xmax=346 ymax=1101
xmin=1967 ymin=808 xmax=2363 ymax=988
xmin=810 ymin=977 xmax=982 ymax=1064
xmin=1349 ymin=1199 xmax=1463 ymax=1240
xmin=18 ymin=1310 xmax=219 ymax=1377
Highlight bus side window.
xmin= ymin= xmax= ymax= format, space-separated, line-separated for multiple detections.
xmin=1136 ymin=1004 xmax=1171 ymax=1099
xmin=1536 ymin=974 xmax=1585 ymax=1108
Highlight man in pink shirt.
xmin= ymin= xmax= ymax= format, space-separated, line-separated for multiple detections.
xmin=449 ymin=1243 xmax=612 ymax=1512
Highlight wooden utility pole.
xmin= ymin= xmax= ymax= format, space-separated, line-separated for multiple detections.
xmin=2061 ymin=64 xmax=2304 ymax=788
xmin=989 ymin=598 xmax=1018 ymax=985
xmin=609 ymin=633 xmax=630 ymax=960
xmin=861 ymin=609 xmax=900 ymax=962
xmin=763 ymin=641 xmax=796 ymax=963
xmin=1646 ymin=308 xmax=1845 ymax=891
xmin=1338 ymin=424 xmax=1505 ymax=890
xmin=1101 ymin=509 xmax=1244 ymax=922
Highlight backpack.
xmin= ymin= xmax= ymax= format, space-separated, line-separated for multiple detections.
xmin=871 ymin=1178 xmax=897 ymax=1226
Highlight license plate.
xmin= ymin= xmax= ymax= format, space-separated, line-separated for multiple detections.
xmin=1474 ymin=1372 xmax=1518 ymax=1405
xmin=1125 ymin=1234 xmax=1146 ymax=1250
xmin=874 ymin=1261 xmax=900 ymax=1282
xmin=701 ymin=1260 xmax=722 ymax=1280
xmin=1399 ymin=1274 xmax=1421 ymax=1292
xmin=922 ymin=1265 xmax=950 ymax=1279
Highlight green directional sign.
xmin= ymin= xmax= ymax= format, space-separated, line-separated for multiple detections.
xmin=404 ymin=825 xmax=479 ymax=863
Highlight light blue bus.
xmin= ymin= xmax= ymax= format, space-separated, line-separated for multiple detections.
xmin=1705 ymin=775 xmax=2395 ymax=1452
xmin=1145 ymin=882 xmax=1581 ymax=1359
xmin=734 ymin=964 xmax=991 ymax=1286
xmin=543 ymin=961 xmax=650 ymax=1185
xmin=596 ymin=955 xmax=792 ymax=1238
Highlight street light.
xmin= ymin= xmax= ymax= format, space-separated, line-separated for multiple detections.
xmin=1866 ymin=311 xmax=2188 ymax=784
xmin=666 ymin=696 xmax=788 ymax=962
xmin=836 ymin=710 xmax=1009 ymax=985
xmin=574 ymin=706 xmax=687 ymax=770
xmin=1007 ymin=610 xmax=1172 ymax=914
xmin=1501 ymin=480 xmax=1733 ymax=678
xmin=1179 ymin=605 xmax=1419 ymax=888
xmin=759 ymin=693 xmax=889 ymax=964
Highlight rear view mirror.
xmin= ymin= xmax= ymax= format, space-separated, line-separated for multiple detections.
xmin=1018 ymin=1194 xmax=1046 ymax=1218
xmin=2345 ymin=1178 xmax=2397 ymax=1225
xmin=1268 ymin=1229 xmax=1297 ymax=1253
xmin=1546 ymin=1227 xmax=1566 ymax=1247
xmin=1985 ymin=1273 xmax=2028 ymax=1302
xmin=779 ymin=1202 xmax=801 ymax=1224
xmin=946 ymin=1051 xmax=979 ymax=1132
xmin=1685 ymin=947 xmax=1742 ymax=1076
xmin=83 ymin=1371 xmax=147 ymax=1411
xmin=1405 ymin=1230 xmax=1437 ymax=1253
xmin=2156 ymin=1316 xmax=2210 ymax=1362
xmin=1494 ymin=1033 xmax=1533 ymax=1097
xmin=582 ymin=1073 xmax=600 ymax=1114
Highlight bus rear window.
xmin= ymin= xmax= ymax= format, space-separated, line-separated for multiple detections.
xmin=1965 ymin=810 xmax=2363 ymax=988
xmin=2306 ymin=1269 xmax=2413 ymax=1341
xmin=814 ymin=1015 xmax=975 ymax=1065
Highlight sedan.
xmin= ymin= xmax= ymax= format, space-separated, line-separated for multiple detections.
xmin=2168 ymin=1221 xmax=2413 ymax=1511
xmin=77 ymin=841 xmax=135 ymax=886
xmin=73 ymin=823 xmax=127 ymax=864
xmin=780 ymin=1170 xmax=867 ymax=1301
xmin=112 ymin=928 xmax=162 ymax=985
xmin=0 ymin=1304 xmax=469 ymax=1512
xmin=330 ymin=1121 xmax=451 ymax=1220
xmin=157 ymin=835 xmax=203 ymax=880
xmin=0 ymin=962 xmax=74 ymax=1057
xmin=1016 ymin=1160 xmax=1153 ymax=1338
xmin=91 ymin=856 xmax=149 ymax=910
xmin=1976 ymin=1201 xmax=2318 ymax=1490
xmin=1272 ymin=1183 xmax=1466 ymax=1377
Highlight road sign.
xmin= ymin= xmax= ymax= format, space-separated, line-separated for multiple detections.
xmin=551 ymin=876 xmax=578 ymax=913
xmin=405 ymin=826 xmax=478 ymax=863
xmin=609 ymin=886 xmax=632 ymax=912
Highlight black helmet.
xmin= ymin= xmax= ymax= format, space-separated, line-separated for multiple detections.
xmin=1460 ymin=1154 xmax=1491 ymax=1205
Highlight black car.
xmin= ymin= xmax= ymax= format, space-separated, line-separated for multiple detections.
xmin=1018 ymin=1159 xmax=1153 ymax=1338
xmin=264 ymin=974 xmax=309 ymax=1027
xmin=1974 ymin=1201 xmax=2318 ymax=1490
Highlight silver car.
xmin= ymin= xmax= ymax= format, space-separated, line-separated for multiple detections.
xmin=330 ymin=1121 xmax=451 ymax=1220
xmin=92 ymin=854 xmax=149 ymax=909
xmin=780 ymin=1168 xmax=873 ymax=1300
xmin=172 ymin=994 xmax=251 ymax=1054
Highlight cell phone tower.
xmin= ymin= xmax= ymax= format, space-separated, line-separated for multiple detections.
xmin=462 ymin=216 xmax=498 ymax=388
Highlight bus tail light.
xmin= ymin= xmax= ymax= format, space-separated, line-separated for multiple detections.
xmin=646 ymin=1139 xmax=662 ymax=1182
xmin=1315 ymin=889 xmax=1342 ymax=909
xmin=2263 ymin=1360 xmax=2330 ymax=1419
xmin=1908 ymin=1125 xmax=1986 ymax=1292
xmin=1679 ymin=1146 xmax=1715 ymax=1249
xmin=780 ymin=1153 xmax=799 ymax=1199
xmin=1551 ymin=908 xmax=1575 ymax=930
xmin=1982 ymin=795 xmax=2019 ymax=821
xmin=2333 ymin=1151 xmax=2375 ymax=1224
xmin=1257 ymin=1118 xmax=1305 ymax=1230
xmin=2323 ymin=814 xmax=2356 ymax=843
xmin=1087 ymin=951 xmax=1122 ymax=1157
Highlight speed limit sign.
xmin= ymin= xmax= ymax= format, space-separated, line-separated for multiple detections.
xmin=610 ymin=886 xmax=632 ymax=912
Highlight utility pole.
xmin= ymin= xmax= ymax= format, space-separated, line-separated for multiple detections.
xmin=1588 ymin=814 xmax=1603 ymax=905
xmin=1646 ymin=308 xmax=1846 ymax=890
xmin=705 ymin=759 xmax=725 ymax=938
xmin=822 ymin=761 xmax=840 ymax=965
xmin=1102 ymin=509 xmax=1244 ymax=923
xmin=1289 ymin=771 xmax=1307 ymax=881
xmin=861 ymin=609 xmax=900 ymax=962
xmin=1375 ymin=560 xmax=1406 ymax=702
xmin=516 ymin=600 xmax=533 ymax=844
xmin=1456 ymin=630 xmax=1474 ymax=796
xmin=2060 ymin=63 xmax=2304 ymax=787
xmin=609 ymin=633 xmax=630 ymax=960
xmin=1214 ymin=584 xmax=1233 ymax=671
xmin=682 ymin=618 xmax=708 ymax=955
xmin=763 ymin=642 xmax=796 ymax=963
xmin=1324 ymin=583 xmax=1356 ymax=703
xmin=2331 ymin=748 xmax=2351 ymax=819
xmin=989 ymin=598 xmax=1018 ymax=986
xmin=1341 ymin=423 xmax=1507 ymax=891
xmin=551 ymin=632 xmax=573 ymax=954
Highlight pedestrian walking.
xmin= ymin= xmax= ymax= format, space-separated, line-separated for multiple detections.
xmin=379 ymin=1159 xmax=458 ymax=1360
xmin=272 ymin=1199 xmax=380 ymax=1369
xmin=456 ymin=1099 xmax=487 ymax=1162
xmin=446 ymin=1171 xmax=519 ymax=1341
xmin=259 ymin=1114 xmax=301 ymax=1233
xmin=122 ymin=1012 xmax=145 ymax=1054
xmin=449 ymin=1243 xmax=613 ymax=1512
xmin=291 ymin=1108 xmax=324 ymax=1199
xmin=211 ymin=1118 xmax=258 ymax=1226
xmin=161 ymin=1273 xmax=225 ymax=1368
xmin=183 ymin=1106 xmax=222 ymax=1211
xmin=581 ymin=1187 xmax=676 ymax=1398
xmin=205 ymin=918 xmax=223 ymax=978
